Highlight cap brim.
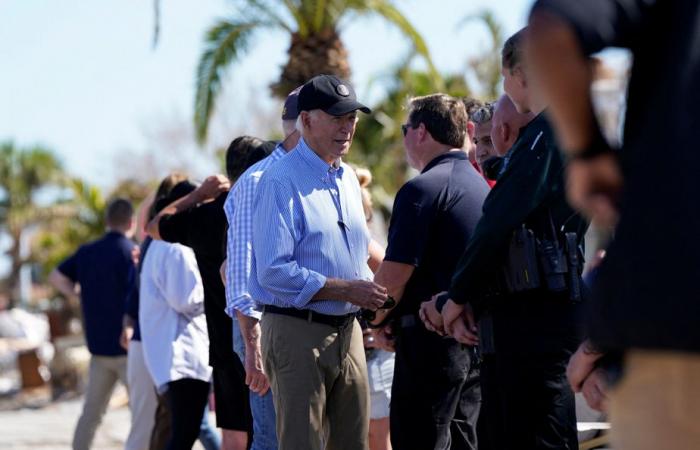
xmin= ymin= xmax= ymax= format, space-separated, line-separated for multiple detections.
xmin=324 ymin=100 xmax=371 ymax=116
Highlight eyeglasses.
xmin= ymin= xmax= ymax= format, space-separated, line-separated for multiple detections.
xmin=401 ymin=123 xmax=415 ymax=136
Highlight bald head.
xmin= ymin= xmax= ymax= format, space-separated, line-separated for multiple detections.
xmin=491 ymin=94 xmax=535 ymax=156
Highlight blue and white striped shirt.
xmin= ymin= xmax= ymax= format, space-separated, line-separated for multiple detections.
xmin=223 ymin=144 xmax=287 ymax=320
xmin=251 ymin=138 xmax=372 ymax=316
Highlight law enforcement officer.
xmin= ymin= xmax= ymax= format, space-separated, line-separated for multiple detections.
xmin=439 ymin=29 xmax=589 ymax=450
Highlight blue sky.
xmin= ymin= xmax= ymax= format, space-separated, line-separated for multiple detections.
xmin=1 ymin=0 xmax=535 ymax=189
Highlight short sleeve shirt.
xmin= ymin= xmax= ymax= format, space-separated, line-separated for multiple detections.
xmin=384 ymin=152 xmax=489 ymax=317
xmin=58 ymin=231 xmax=135 ymax=356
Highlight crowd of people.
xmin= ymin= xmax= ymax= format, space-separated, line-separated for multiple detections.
xmin=48 ymin=1 xmax=700 ymax=449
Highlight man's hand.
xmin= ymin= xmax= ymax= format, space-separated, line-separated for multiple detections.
xmin=581 ymin=368 xmax=608 ymax=412
xmin=442 ymin=300 xmax=478 ymax=346
xmin=342 ymin=280 xmax=388 ymax=311
xmin=419 ymin=296 xmax=444 ymax=336
xmin=242 ymin=322 xmax=269 ymax=396
xmin=244 ymin=340 xmax=270 ymax=396
xmin=566 ymin=154 xmax=622 ymax=229
xmin=567 ymin=340 xmax=604 ymax=392
xmin=120 ymin=326 xmax=133 ymax=351
xmin=371 ymin=324 xmax=395 ymax=352
xmin=194 ymin=174 xmax=230 ymax=203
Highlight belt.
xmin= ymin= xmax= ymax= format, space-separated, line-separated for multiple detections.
xmin=263 ymin=305 xmax=355 ymax=328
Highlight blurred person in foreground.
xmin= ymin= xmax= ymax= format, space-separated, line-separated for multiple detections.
xmin=370 ymin=94 xmax=488 ymax=450
xmin=49 ymin=198 xmax=136 ymax=450
xmin=438 ymin=28 xmax=589 ymax=449
xmin=222 ymin=88 xmax=302 ymax=450
xmin=251 ymin=74 xmax=386 ymax=450
xmin=147 ymin=136 xmax=274 ymax=449
xmin=527 ymin=1 xmax=700 ymax=448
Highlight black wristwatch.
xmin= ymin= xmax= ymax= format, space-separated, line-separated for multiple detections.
xmin=435 ymin=292 xmax=451 ymax=313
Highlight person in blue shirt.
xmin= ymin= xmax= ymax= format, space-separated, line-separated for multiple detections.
xmin=251 ymin=74 xmax=387 ymax=450
xmin=49 ymin=198 xmax=137 ymax=450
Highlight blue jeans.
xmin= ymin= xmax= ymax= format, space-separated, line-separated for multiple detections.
xmin=232 ymin=318 xmax=278 ymax=450
xmin=198 ymin=405 xmax=221 ymax=450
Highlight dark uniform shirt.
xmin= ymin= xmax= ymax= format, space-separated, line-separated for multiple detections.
xmin=533 ymin=0 xmax=700 ymax=352
xmin=159 ymin=192 xmax=238 ymax=369
xmin=58 ymin=231 xmax=135 ymax=356
xmin=385 ymin=152 xmax=489 ymax=318
xmin=448 ymin=114 xmax=588 ymax=350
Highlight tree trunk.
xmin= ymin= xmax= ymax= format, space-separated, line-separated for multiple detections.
xmin=270 ymin=28 xmax=352 ymax=98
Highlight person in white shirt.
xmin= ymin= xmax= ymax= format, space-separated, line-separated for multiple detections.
xmin=140 ymin=179 xmax=212 ymax=450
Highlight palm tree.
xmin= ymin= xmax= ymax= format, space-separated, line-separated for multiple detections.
xmin=193 ymin=0 xmax=441 ymax=143
xmin=0 ymin=141 xmax=64 ymax=305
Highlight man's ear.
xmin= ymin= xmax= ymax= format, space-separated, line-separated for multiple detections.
xmin=301 ymin=111 xmax=312 ymax=129
xmin=502 ymin=123 xmax=511 ymax=144
xmin=418 ymin=123 xmax=430 ymax=143
xmin=466 ymin=121 xmax=476 ymax=140
xmin=516 ymin=67 xmax=528 ymax=89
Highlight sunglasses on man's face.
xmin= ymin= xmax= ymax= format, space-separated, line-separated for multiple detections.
xmin=401 ymin=123 xmax=414 ymax=136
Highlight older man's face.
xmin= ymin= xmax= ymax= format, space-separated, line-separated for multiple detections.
xmin=305 ymin=110 xmax=358 ymax=163
xmin=474 ymin=120 xmax=496 ymax=168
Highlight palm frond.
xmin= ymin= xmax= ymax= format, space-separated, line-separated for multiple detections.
xmin=245 ymin=0 xmax=294 ymax=32
xmin=194 ymin=19 xmax=262 ymax=144
xmin=283 ymin=0 xmax=309 ymax=36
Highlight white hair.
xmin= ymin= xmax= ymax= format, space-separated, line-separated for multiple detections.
xmin=295 ymin=109 xmax=322 ymax=136
xmin=282 ymin=119 xmax=296 ymax=138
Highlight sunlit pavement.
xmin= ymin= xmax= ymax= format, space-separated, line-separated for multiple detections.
xmin=0 ymin=393 xmax=210 ymax=449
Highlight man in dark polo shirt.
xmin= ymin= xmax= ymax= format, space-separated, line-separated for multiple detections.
xmin=527 ymin=1 xmax=700 ymax=448
xmin=146 ymin=136 xmax=274 ymax=450
xmin=49 ymin=198 xmax=137 ymax=450
xmin=440 ymin=29 xmax=588 ymax=450
xmin=370 ymin=94 xmax=489 ymax=450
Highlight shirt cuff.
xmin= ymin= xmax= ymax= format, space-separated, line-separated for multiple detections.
xmin=291 ymin=271 xmax=327 ymax=308
xmin=225 ymin=294 xmax=263 ymax=320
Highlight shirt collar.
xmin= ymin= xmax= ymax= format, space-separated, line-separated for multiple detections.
xmin=421 ymin=151 xmax=467 ymax=174
xmin=270 ymin=143 xmax=286 ymax=159
xmin=297 ymin=138 xmax=344 ymax=179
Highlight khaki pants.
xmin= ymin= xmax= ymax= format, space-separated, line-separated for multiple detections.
xmin=261 ymin=313 xmax=369 ymax=450
xmin=610 ymin=350 xmax=700 ymax=450
xmin=72 ymin=355 xmax=128 ymax=450
xmin=125 ymin=341 xmax=157 ymax=450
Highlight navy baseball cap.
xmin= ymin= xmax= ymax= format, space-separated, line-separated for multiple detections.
xmin=297 ymin=75 xmax=371 ymax=116
xmin=282 ymin=86 xmax=302 ymax=120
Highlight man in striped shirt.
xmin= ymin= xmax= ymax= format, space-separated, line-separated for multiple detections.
xmin=251 ymin=74 xmax=388 ymax=450
xmin=223 ymin=87 xmax=301 ymax=450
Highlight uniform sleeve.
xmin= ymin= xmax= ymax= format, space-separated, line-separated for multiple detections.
xmin=57 ymin=251 xmax=80 ymax=282
xmin=449 ymin=130 xmax=565 ymax=305
xmin=252 ymin=176 xmax=326 ymax=308
xmin=384 ymin=182 xmax=433 ymax=267
xmin=531 ymin=0 xmax=657 ymax=54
